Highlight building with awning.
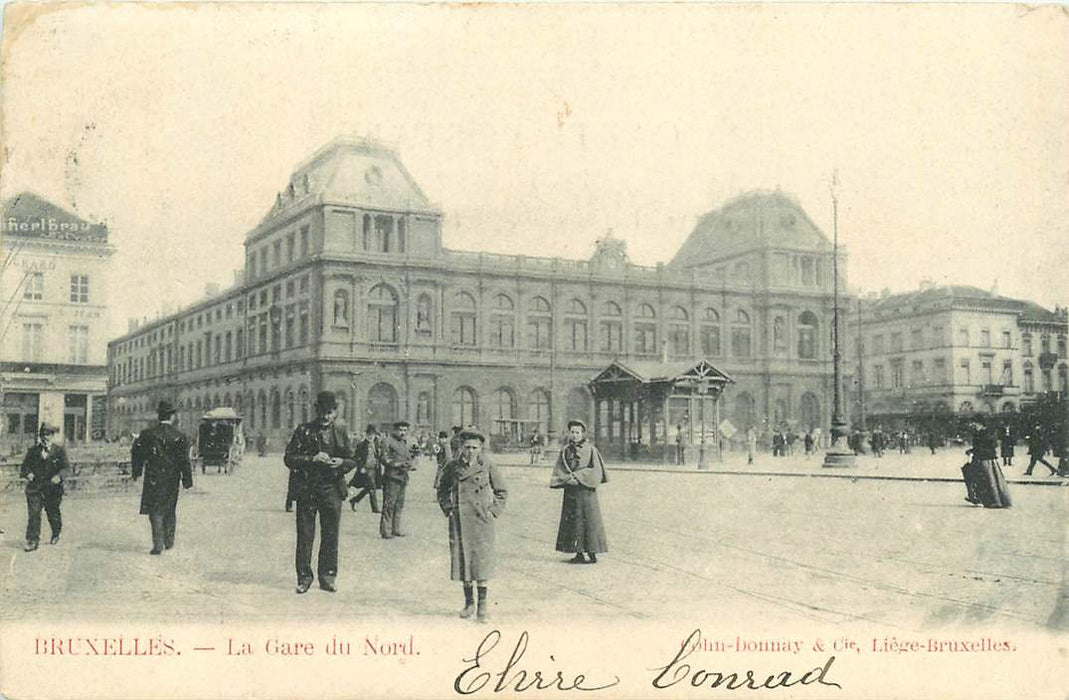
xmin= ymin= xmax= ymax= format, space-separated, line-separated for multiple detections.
xmin=588 ymin=358 xmax=734 ymax=463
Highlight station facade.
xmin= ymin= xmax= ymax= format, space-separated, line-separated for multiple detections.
xmin=107 ymin=137 xmax=843 ymax=452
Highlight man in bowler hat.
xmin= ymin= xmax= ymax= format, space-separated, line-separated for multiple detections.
xmin=284 ymin=391 xmax=357 ymax=593
xmin=131 ymin=401 xmax=193 ymax=555
xmin=378 ymin=420 xmax=416 ymax=539
xmin=20 ymin=422 xmax=70 ymax=552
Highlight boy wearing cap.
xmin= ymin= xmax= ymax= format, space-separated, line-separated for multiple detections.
xmin=20 ymin=423 xmax=71 ymax=552
xmin=436 ymin=428 xmax=507 ymax=622
xmin=284 ymin=391 xmax=357 ymax=593
xmin=378 ymin=420 xmax=415 ymax=539
xmin=131 ymin=401 xmax=194 ymax=555
xmin=550 ymin=419 xmax=608 ymax=564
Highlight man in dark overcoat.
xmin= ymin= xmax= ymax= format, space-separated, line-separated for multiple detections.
xmin=550 ymin=419 xmax=608 ymax=564
xmin=348 ymin=424 xmax=381 ymax=513
xmin=378 ymin=420 xmax=415 ymax=539
xmin=20 ymin=423 xmax=71 ymax=552
xmin=131 ymin=401 xmax=194 ymax=555
xmin=284 ymin=391 xmax=357 ymax=593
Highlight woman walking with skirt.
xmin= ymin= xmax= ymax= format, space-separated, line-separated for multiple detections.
xmin=962 ymin=421 xmax=1012 ymax=508
xmin=437 ymin=428 xmax=507 ymax=622
xmin=551 ymin=420 xmax=608 ymax=564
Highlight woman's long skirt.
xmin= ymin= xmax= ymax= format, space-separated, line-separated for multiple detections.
xmin=555 ymin=486 xmax=608 ymax=554
xmin=962 ymin=458 xmax=1012 ymax=508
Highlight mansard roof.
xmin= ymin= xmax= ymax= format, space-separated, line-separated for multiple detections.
xmin=255 ymin=137 xmax=439 ymax=232
xmin=869 ymin=284 xmax=1067 ymax=326
xmin=670 ymin=191 xmax=829 ymax=268
xmin=2 ymin=191 xmax=109 ymax=243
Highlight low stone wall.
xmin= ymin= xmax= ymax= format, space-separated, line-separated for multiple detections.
xmin=0 ymin=460 xmax=133 ymax=499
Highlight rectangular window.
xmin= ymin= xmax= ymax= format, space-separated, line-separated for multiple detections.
xmin=260 ymin=248 xmax=268 ymax=275
xmin=599 ymin=321 xmax=622 ymax=353
xmin=700 ymin=325 xmax=721 ymax=357
xmin=980 ymin=329 xmax=990 ymax=348
xmin=23 ymin=272 xmax=44 ymax=300
xmin=873 ymin=364 xmax=884 ymax=389
xmin=1001 ymin=330 xmax=1011 ymax=349
xmin=959 ymin=359 xmax=971 ymax=385
xmin=731 ymin=327 xmax=751 ymax=358
xmin=930 ymin=326 xmax=943 ymax=348
xmin=248 ymin=255 xmax=257 ymax=279
xmin=1001 ymin=359 xmax=1013 ymax=386
xmin=527 ymin=317 xmax=552 ymax=350
xmin=259 ymin=315 xmax=268 ymax=354
xmin=298 ymin=304 xmax=309 ymax=345
xmin=1022 ymin=335 xmax=1032 ymax=356
xmin=957 ymin=328 xmax=969 ymax=347
xmin=933 ymin=358 xmax=947 ymax=384
xmin=300 ymin=226 xmax=310 ymax=257
xmin=299 ymin=275 xmax=309 ymax=294
xmin=910 ymin=329 xmax=923 ymax=350
xmin=981 ymin=360 xmax=993 ymax=385
xmin=566 ymin=318 xmax=588 ymax=352
xmin=214 ymin=334 xmax=222 ymax=364
xmin=634 ymin=323 xmax=657 ymax=355
xmin=890 ymin=332 xmax=903 ymax=352
xmin=69 ymin=274 xmax=89 ymax=303
xmin=286 ymin=233 xmax=295 ymax=263
xmin=285 ymin=307 xmax=295 ymax=348
xmin=236 ymin=329 xmax=244 ymax=359
xmin=891 ymin=362 xmax=904 ymax=389
xmin=286 ymin=280 xmax=295 ymax=299
xmin=272 ymin=285 xmax=281 ymax=303
xmin=22 ymin=322 xmax=44 ymax=361
xmin=489 ymin=316 xmax=515 ymax=349
xmin=910 ymin=360 xmax=925 ymax=386
xmin=871 ymin=334 xmax=884 ymax=354
xmin=273 ymin=240 xmax=282 ymax=268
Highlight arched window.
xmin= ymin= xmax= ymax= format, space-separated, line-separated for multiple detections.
xmin=668 ymin=306 xmax=689 ymax=358
xmin=367 ymin=284 xmax=398 ymax=343
xmin=299 ymin=387 xmax=309 ymax=424
xmin=332 ymin=289 xmax=350 ymax=328
xmin=599 ymin=301 xmax=623 ymax=353
xmin=270 ymin=389 xmax=281 ymax=429
xmin=451 ymin=292 xmax=477 ymax=346
xmin=416 ymin=392 xmax=432 ymax=427
xmin=367 ymin=383 xmax=398 ymax=430
xmin=528 ymin=388 xmax=551 ymax=436
xmin=798 ymin=311 xmax=819 ymax=360
xmin=800 ymin=393 xmax=820 ymax=430
xmin=634 ymin=303 xmax=657 ymax=355
xmin=452 ymin=386 xmax=478 ymax=428
xmin=415 ymin=294 xmax=433 ymax=335
xmin=527 ymin=296 xmax=552 ymax=350
xmin=700 ymin=307 xmax=721 ymax=357
xmin=731 ymin=309 xmax=752 ymax=358
xmin=489 ymin=293 xmax=515 ymax=349
xmin=285 ymin=389 xmax=295 ymax=429
xmin=565 ymin=299 xmax=588 ymax=352
xmin=734 ymin=392 xmax=755 ymax=430
xmin=258 ymin=390 xmax=267 ymax=429
xmin=492 ymin=388 xmax=516 ymax=436
xmin=773 ymin=316 xmax=786 ymax=353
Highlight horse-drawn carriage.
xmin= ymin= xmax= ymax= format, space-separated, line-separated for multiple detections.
xmin=194 ymin=407 xmax=245 ymax=474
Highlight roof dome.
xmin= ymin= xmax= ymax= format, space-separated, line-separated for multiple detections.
xmin=670 ymin=191 xmax=829 ymax=268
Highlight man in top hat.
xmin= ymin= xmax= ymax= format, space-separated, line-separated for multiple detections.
xmin=131 ymin=400 xmax=193 ymax=555
xmin=378 ymin=420 xmax=416 ymax=539
xmin=284 ymin=391 xmax=357 ymax=593
xmin=550 ymin=419 xmax=608 ymax=564
xmin=20 ymin=422 xmax=71 ymax=552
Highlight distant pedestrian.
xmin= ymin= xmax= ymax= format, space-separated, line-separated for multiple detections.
xmin=803 ymin=430 xmax=814 ymax=458
xmin=551 ymin=420 xmax=608 ymax=564
xmin=437 ymin=428 xmax=507 ymax=623
xmin=786 ymin=431 xmax=797 ymax=456
xmin=675 ymin=425 xmax=686 ymax=465
xmin=379 ymin=421 xmax=416 ymax=539
xmin=961 ymin=422 xmax=1011 ymax=508
xmin=529 ymin=429 xmax=544 ymax=465
xmin=997 ymin=426 xmax=1014 ymax=467
xmin=1023 ymin=425 xmax=1056 ymax=476
xmin=19 ymin=423 xmax=70 ymax=552
xmin=131 ymin=401 xmax=194 ymax=555
xmin=349 ymin=424 xmax=381 ymax=513
xmin=433 ymin=430 xmax=453 ymax=490
xmin=746 ymin=426 xmax=757 ymax=465
xmin=927 ymin=431 xmax=940 ymax=456
xmin=284 ymin=391 xmax=357 ymax=593
xmin=256 ymin=432 xmax=267 ymax=457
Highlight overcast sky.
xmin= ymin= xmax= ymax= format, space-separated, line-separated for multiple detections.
xmin=3 ymin=3 xmax=1067 ymax=340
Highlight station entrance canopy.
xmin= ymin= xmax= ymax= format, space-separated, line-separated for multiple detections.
xmin=587 ymin=359 xmax=734 ymax=464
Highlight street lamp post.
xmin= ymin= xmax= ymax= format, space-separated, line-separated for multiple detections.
xmin=823 ymin=176 xmax=856 ymax=468
xmin=697 ymin=382 xmax=710 ymax=470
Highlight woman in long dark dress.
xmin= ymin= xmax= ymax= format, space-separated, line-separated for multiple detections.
xmin=550 ymin=420 xmax=608 ymax=564
xmin=962 ymin=423 xmax=1012 ymax=508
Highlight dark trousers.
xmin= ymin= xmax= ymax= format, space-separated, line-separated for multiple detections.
xmin=380 ymin=476 xmax=407 ymax=537
xmin=295 ymin=486 xmax=343 ymax=584
xmin=149 ymin=507 xmax=177 ymax=550
xmin=1025 ymin=454 xmax=1056 ymax=475
xmin=26 ymin=486 xmax=62 ymax=543
xmin=350 ymin=487 xmax=380 ymax=512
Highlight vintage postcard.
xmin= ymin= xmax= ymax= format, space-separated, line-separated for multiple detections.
xmin=1 ymin=2 xmax=1067 ymax=699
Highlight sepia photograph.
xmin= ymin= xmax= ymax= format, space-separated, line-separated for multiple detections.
xmin=1 ymin=3 xmax=1067 ymax=698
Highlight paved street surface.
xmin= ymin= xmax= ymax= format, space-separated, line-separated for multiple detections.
xmin=2 ymin=450 xmax=1066 ymax=632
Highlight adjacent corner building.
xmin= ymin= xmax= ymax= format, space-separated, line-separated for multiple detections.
xmin=1 ymin=192 xmax=115 ymax=450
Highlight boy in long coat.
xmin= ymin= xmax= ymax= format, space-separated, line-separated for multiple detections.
xmin=20 ymin=423 xmax=70 ymax=551
xmin=551 ymin=419 xmax=608 ymax=564
xmin=436 ymin=429 xmax=507 ymax=622
xmin=131 ymin=401 xmax=193 ymax=555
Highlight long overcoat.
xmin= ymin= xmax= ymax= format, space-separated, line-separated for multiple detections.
xmin=20 ymin=442 xmax=71 ymax=495
xmin=550 ymin=440 xmax=608 ymax=554
xmin=437 ymin=454 xmax=508 ymax=581
xmin=283 ymin=421 xmax=357 ymax=500
xmin=131 ymin=423 xmax=193 ymax=515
